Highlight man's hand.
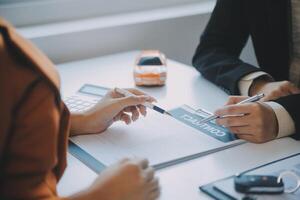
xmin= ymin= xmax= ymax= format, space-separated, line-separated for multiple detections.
xmin=73 ymin=158 xmax=160 ymax=200
xmin=250 ymin=78 xmax=300 ymax=101
xmin=215 ymin=96 xmax=279 ymax=143
xmin=70 ymin=88 xmax=156 ymax=135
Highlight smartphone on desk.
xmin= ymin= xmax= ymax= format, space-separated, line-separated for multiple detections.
xmin=64 ymin=84 xmax=108 ymax=112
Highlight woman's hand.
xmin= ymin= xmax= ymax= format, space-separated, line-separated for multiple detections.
xmin=90 ymin=158 xmax=160 ymax=200
xmin=70 ymin=88 xmax=156 ymax=135
xmin=72 ymin=158 xmax=160 ymax=200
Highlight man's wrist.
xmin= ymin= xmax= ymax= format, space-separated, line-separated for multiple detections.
xmin=238 ymin=72 xmax=272 ymax=96
xmin=249 ymin=75 xmax=273 ymax=96
xmin=264 ymin=102 xmax=296 ymax=138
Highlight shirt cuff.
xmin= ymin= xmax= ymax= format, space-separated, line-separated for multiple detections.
xmin=238 ymin=71 xmax=271 ymax=96
xmin=264 ymin=102 xmax=296 ymax=138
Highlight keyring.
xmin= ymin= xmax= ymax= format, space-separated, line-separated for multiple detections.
xmin=277 ymin=171 xmax=300 ymax=193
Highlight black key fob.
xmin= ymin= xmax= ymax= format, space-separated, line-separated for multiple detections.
xmin=234 ymin=175 xmax=284 ymax=194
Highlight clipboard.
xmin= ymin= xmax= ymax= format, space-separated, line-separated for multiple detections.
xmin=65 ymin=84 xmax=244 ymax=174
xmin=68 ymin=104 xmax=244 ymax=174
xmin=200 ymin=152 xmax=300 ymax=200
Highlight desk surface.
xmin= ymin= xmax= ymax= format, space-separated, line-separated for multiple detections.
xmin=56 ymin=51 xmax=300 ymax=199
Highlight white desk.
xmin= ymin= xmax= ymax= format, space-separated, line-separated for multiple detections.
xmin=57 ymin=51 xmax=300 ymax=199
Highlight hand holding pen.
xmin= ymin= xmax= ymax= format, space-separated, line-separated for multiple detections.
xmin=199 ymin=94 xmax=265 ymax=124
xmin=115 ymin=88 xmax=170 ymax=115
xmin=211 ymin=94 xmax=279 ymax=143
xmin=72 ymin=88 xmax=158 ymax=135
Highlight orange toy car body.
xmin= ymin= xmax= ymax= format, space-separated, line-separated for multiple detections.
xmin=134 ymin=50 xmax=167 ymax=86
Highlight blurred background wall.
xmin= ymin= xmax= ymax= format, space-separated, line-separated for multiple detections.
xmin=0 ymin=0 xmax=257 ymax=66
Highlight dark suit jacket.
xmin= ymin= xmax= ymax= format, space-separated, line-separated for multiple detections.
xmin=192 ymin=0 xmax=300 ymax=137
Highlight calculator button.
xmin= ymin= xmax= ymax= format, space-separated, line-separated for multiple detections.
xmin=83 ymin=102 xmax=91 ymax=106
xmin=66 ymin=99 xmax=75 ymax=103
xmin=76 ymin=105 xmax=84 ymax=109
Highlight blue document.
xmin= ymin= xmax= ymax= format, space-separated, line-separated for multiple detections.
xmin=169 ymin=105 xmax=237 ymax=143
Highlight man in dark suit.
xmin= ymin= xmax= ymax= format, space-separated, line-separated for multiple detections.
xmin=193 ymin=0 xmax=300 ymax=143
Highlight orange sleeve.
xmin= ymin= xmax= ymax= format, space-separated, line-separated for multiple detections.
xmin=0 ymin=78 xmax=68 ymax=200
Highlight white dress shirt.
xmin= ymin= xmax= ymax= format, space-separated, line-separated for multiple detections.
xmin=238 ymin=0 xmax=300 ymax=138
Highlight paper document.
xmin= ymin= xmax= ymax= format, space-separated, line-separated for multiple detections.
xmin=70 ymin=105 xmax=244 ymax=170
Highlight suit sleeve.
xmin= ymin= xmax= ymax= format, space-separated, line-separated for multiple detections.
xmin=192 ymin=0 xmax=260 ymax=94
xmin=274 ymin=94 xmax=300 ymax=140
xmin=0 ymin=78 xmax=67 ymax=200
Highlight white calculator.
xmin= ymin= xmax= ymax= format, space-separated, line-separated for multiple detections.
xmin=64 ymin=84 xmax=109 ymax=112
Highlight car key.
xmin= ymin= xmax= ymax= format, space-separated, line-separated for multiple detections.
xmin=234 ymin=175 xmax=284 ymax=194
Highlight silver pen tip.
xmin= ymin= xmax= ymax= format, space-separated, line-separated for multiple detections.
xmin=164 ymin=111 xmax=172 ymax=116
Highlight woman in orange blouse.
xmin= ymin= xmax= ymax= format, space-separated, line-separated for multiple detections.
xmin=0 ymin=18 xmax=160 ymax=200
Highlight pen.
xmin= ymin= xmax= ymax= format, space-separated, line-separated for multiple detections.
xmin=115 ymin=88 xmax=171 ymax=115
xmin=198 ymin=93 xmax=265 ymax=124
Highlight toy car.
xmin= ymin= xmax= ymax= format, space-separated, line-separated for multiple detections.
xmin=134 ymin=50 xmax=167 ymax=86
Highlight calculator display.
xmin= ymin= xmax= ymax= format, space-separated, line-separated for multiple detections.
xmin=79 ymin=84 xmax=109 ymax=97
